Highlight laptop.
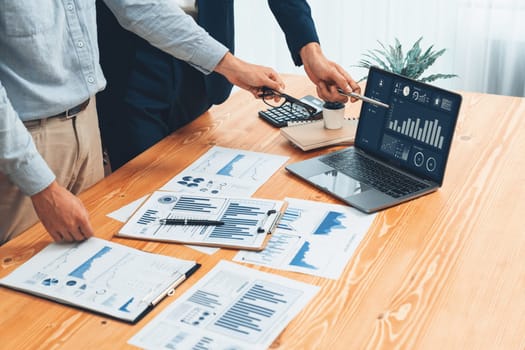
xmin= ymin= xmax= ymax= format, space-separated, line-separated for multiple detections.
xmin=286 ymin=66 xmax=462 ymax=213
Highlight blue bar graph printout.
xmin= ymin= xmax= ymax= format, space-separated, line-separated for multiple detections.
xmin=127 ymin=260 xmax=320 ymax=350
xmin=119 ymin=191 xmax=283 ymax=249
xmin=209 ymin=280 xmax=303 ymax=342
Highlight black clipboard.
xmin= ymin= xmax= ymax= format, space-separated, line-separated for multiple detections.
xmin=0 ymin=238 xmax=200 ymax=324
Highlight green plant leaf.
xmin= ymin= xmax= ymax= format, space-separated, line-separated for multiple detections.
xmin=354 ymin=37 xmax=458 ymax=83
xmin=359 ymin=51 xmax=390 ymax=71
xmin=420 ymin=73 xmax=458 ymax=83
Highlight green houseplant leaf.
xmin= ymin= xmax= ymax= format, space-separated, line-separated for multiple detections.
xmin=355 ymin=37 xmax=458 ymax=83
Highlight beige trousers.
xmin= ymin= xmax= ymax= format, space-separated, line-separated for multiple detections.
xmin=0 ymin=98 xmax=104 ymax=244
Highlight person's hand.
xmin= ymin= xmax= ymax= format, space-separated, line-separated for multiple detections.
xmin=30 ymin=181 xmax=94 ymax=243
xmin=214 ymin=52 xmax=285 ymax=97
xmin=300 ymin=42 xmax=361 ymax=103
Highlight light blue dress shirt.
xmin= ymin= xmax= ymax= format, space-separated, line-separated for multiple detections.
xmin=0 ymin=0 xmax=228 ymax=196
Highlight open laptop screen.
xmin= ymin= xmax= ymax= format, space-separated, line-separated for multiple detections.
xmin=355 ymin=66 xmax=462 ymax=184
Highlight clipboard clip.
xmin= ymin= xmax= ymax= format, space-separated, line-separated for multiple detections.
xmin=142 ymin=272 xmax=186 ymax=306
xmin=257 ymin=209 xmax=281 ymax=234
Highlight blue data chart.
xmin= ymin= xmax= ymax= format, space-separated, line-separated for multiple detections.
xmin=68 ymin=246 xmax=112 ymax=279
xmin=188 ymin=290 xmax=222 ymax=309
xmin=174 ymin=196 xmax=219 ymax=213
xmin=42 ymin=278 xmax=59 ymax=286
xmin=210 ymin=281 xmax=303 ymax=342
xmin=289 ymin=242 xmax=318 ymax=270
xmin=118 ymin=297 xmax=134 ymax=313
xmin=208 ymin=201 xmax=273 ymax=243
xmin=238 ymin=233 xmax=302 ymax=265
xmin=313 ymin=211 xmax=347 ymax=235
xmin=277 ymin=207 xmax=302 ymax=231
xmin=217 ymin=154 xmax=245 ymax=176
xmin=194 ymin=337 xmax=214 ymax=349
xmin=137 ymin=209 xmax=159 ymax=225
xmin=43 ymin=246 xmax=80 ymax=272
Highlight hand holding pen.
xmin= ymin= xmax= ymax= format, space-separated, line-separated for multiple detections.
xmin=337 ymin=88 xmax=390 ymax=109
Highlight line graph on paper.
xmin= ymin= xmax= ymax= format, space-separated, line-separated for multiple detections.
xmin=161 ymin=146 xmax=288 ymax=196
xmin=234 ymin=198 xmax=377 ymax=279
xmin=193 ymin=149 xmax=276 ymax=181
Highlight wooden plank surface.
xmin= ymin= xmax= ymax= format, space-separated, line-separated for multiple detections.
xmin=1 ymin=74 xmax=524 ymax=349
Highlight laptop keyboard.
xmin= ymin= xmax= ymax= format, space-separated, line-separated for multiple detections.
xmin=320 ymin=149 xmax=428 ymax=198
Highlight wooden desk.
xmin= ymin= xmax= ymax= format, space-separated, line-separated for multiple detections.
xmin=1 ymin=75 xmax=525 ymax=349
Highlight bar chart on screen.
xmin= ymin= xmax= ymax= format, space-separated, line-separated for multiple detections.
xmin=388 ymin=116 xmax=446 ymax=149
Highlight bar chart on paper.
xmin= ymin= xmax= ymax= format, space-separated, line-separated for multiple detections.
xmin=128 ymin=261 xmax=319 ymax=350
xmin=208 ymin=202 xmax=267 ymax=242
xmin=118 ymin=192 xmax=284 ymax=250
xmin=209 ymin=281 xmax=303 ymax=342
xmin=164 ymin=195 xmax=277 ymax=244
xmin=234 ymin=198 xmax=376 ymax=279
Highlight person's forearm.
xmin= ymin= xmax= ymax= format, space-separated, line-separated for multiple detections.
xmin=298 ymin=42 xmax=360 ymax=102
xmin=299 ymin=42 xmax=324 ymax=68
xmin=0 ymin=82 xmax=55 ymax=195
xmin=213 ymin=52 xmax=285 ymax=95
xmin=214 ymin=52 xmax=242 ymax=79
xmin=103 ymin=0 xmax=227 ymax=74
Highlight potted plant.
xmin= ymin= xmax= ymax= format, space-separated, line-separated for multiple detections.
xmin=355 ymin=37 xmax=457 ymax=83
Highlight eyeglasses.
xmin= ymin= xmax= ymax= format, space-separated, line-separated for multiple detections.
xmin=258 ymin=87 xmax=319 ymax=118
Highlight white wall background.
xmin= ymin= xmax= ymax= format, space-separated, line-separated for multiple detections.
xmin=233 ymin=0 xmax=525 ymax=97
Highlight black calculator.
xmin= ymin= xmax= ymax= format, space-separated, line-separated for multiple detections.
xmin=258 ymin=95 xmax=324 ymax=127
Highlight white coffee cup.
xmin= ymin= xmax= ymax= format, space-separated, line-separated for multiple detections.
xmin=322 ymin=101 xmax=345 ymax=129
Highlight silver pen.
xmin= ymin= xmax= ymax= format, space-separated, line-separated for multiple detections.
xmin=337 ymin=88 xmax=390 ymax=109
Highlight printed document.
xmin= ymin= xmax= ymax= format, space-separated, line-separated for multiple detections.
xmin=118 ymin=191 xmax=283 ymax=250
xmin=129 ymin=260 xmax=319 ymax=349
xmin=0 ymin=238 xmax=198 ymax=323
xmin=234 ymin=198 xmax=376 ymax=279
xmin=161 ymin=146 xmax=288 ymax=196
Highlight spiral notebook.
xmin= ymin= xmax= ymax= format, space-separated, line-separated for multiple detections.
xmin=280 ymin=119 xmax=358 ymax=151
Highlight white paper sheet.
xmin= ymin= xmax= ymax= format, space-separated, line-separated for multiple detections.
xmin=161 ymin=146 xmax=288 ymax=196
xmin=234 ymin=198 xmax=376 ymax=279
xmin=106 ymin=195 xmax=148 ymax=222
xmin=118 ymin=192 xmax=283 ymax=250
xmin=0 ymin=238 xmax=197 ymax=323
xmin=129 ymin=260 xmax=319 ymax=349
xmin=108 ymin=146 xmax=288 ymax=255
xmin=107 ymin=195 xmax=220 ymax=255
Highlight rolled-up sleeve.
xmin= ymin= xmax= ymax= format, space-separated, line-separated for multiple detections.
xmin=103 ymin=0 xmax=228 ymax=74
xmin=0 ymin=82 xmax=55 ymax=196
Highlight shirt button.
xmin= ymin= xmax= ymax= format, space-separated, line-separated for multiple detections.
xmin=77 ymin=41 xmax=84 ymax=48
xmin=87 ymin=76 xmax=95 ymax=84
xmin=67 ymin=3 xmax=74 ymax=10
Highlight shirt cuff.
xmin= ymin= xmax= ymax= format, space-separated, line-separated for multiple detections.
xmin=9 ymin=154 xmax=56 ymax=196
xmin=187 ymin=37 xmax=229 ymax=75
